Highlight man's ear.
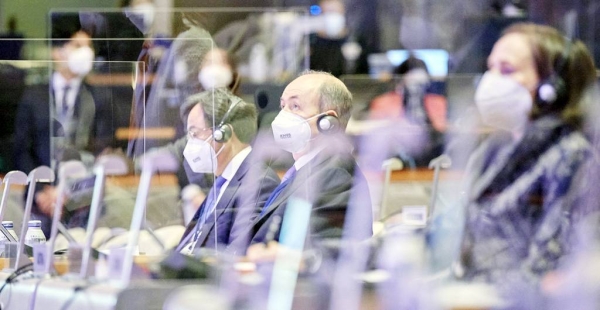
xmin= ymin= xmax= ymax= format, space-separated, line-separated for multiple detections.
xmin=317 ymin=110 xmax=341 ymax=134
xmin=324 ymin=109 xmax=338 ymax=117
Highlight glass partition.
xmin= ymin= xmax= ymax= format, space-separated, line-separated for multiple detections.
xmin=34 ymin=8 xmax=310 ymax=257
xmin=50 ymin=8 xmax=310 ymax=156
xmin=2 ymin=5 xmax=598 ymax=309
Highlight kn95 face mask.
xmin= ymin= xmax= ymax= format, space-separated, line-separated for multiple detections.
xmin=475 ymin=71 xmax=533 ymax=133
xmin=271 ymin=110 xmax=325 ymax=153
xmin=183 ymin=136 xmax=224 ymax=173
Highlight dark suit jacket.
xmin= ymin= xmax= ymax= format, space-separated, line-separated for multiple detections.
xmin=13 ymin=82 xmax=104 ymax=236
xmin=250 ymin=140 xmax=373 ymax=246
xmin=13 ymin=83 xmax=101 ymax=172
xmin=178 ymin=150 xmax=280 ymax=254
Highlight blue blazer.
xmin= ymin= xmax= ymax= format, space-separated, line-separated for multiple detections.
xmin=178 ymin=150 xmax=280 ymax=254
xmin=250 ymin=139 xmax=373 ymax=246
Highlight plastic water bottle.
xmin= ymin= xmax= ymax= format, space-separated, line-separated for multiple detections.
xmin=1 ymin=221 xmax=18 ymax=241
xmin=24 ymin=220 xmax=46 ymax=246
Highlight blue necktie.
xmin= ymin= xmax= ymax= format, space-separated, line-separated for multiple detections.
xmin=188 ymin=176 xmax=227 ymax=247
xmin=260 ymin=166 xmax=296 ymax=216
xmin=200 ymin=176 xmax=227 ymax=224
xmin=60 ymin=85 xmax=70 ymax=120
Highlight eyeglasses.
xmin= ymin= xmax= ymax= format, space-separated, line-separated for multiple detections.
xmin=187 ymin=127 xmax=213 ymax=140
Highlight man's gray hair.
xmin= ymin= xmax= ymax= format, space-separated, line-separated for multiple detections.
xmin=300 ymin=70 xmax=353 ymax=128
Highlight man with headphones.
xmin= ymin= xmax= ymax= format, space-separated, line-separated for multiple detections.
xmin=246 ymin=71 xmax=373 ymax=260
xmin=175 ymin=88 xmax=280 ymax=254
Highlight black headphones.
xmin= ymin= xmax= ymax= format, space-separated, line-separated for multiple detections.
xmin=316 ymin=113 xmax=341 ymax=134
xmin=213 ymin=97 xmax=242 ymax=143
xmin=535 ymin=37 xmax=572 ymax=109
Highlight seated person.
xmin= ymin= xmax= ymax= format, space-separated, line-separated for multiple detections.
xmin=456 ymin=23 xmax=596 ymax=293
xmin=175 ymin=88 xmax=280 ymax=255
xmin=368 ymin=55 xmax=447 ymax=166
xmin=140 ymin=47 xmax=241 ymax=223
xmin=247 ymin=71 xmax=372 ymax=258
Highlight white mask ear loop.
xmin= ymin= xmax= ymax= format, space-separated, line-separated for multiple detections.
xmin=301 ymin=113 xmax=330 ymax=149
xmin=207 ymin=134 xmax=229 ymax=171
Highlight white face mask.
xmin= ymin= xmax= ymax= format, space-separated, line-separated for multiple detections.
xmin=183 ymin=136 xmax=224 ymax=173
xmin=67 ymin=46 xmax=94 ymax=76
xmin=475 ymin=71 xmax=533 ymax=133
xmin=198 ymin=64 xmax=233 ymax=90
xmin=404 ymin=68 xmax=430 ymax=93
xmin=271 ymin=110 xmax=322 ymax=153
xmin=127 ymin=2 xmax=155 ymax=34
xmin=173 ymin=59 xmax=188 ymax=85
xmin=322 ymin=12 xmax=345 ymax=37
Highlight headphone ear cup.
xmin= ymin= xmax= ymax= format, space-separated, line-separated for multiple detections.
xmin=317 ymin=114 xmax=340 ymax=134
xmin=213 ymin=124 xmax=232 ymax=143
xmin=536 ymin=75 xmax=566 ymax=108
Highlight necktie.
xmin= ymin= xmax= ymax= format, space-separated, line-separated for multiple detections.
xmin=60 ymin=85 xmax=71 ymax=119
xmin=201 ymin=176 xmax=228 ymax=222
xmin=190 ymin=176 xmax=228 ymax=244
xmin=260 ymin=166 xmax=297 ymax=217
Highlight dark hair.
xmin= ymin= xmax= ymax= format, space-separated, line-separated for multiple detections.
xmin=394 ymin=54 xmax=429 ymax=75
xmin=502 ymin=23 xmax=596 ymax=127
xmin=50 ymin=13 xmax=90 ymax=47
xmin=184 ymin=88 xmax=258 ymax=144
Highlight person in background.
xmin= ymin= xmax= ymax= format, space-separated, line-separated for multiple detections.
xmin=246 ymin=70 xmax=372 ymax=260
xmin=309 ymin=0 xmax=348 ymax=77
xmin=368 ymin=54 xmax=447 ymax=167
xmin=0 ymin=15 xmax=24 ymax=60
xmin=175 ymin=88 xmax=279 ymax=254
xmin=125 ymin=2 xmax=214 ymax=157
xmin=13 ymin=14 xmax=106 ymax=237
xmin=454 ymin=23 xmax=596 ymax=302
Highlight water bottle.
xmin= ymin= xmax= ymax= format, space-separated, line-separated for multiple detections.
xmin=1 ymin=221 xmax=18 ymax=241
xmin=24 ymin=220 xmax=46 ymax=246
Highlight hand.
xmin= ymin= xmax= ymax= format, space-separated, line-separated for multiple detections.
xmin=35 ymin=185 xmax=58 ymax=216
xmin=246 ymin=242 xmax=315 ymax=272
xmin=96 ymin=147 xmax=133 ymax=174
xmin=192 ymin=192 xmax=206 ymax=209
xmin=246 ymin=241 xmax=281 ymax=263
xmin=541 ymin=270 xmax=566 ymax=294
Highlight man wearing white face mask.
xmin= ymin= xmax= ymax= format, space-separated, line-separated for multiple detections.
xmin=453 ymin=23 xmax=597 ymax=293
xmin=13 ymin=14 xmax=106 ymax=237
xmin=246 ymin=71 xmax=372 ymax=260
xmin=175 ymin=88 xmax=279 ymax=254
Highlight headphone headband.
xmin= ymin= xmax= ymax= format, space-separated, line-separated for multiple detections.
xmin=216 ymin=96 xmax=242 ymax=129
xmin=535 ymin=35 xmax=573 ymax=108
xmin=212 ymin=95 xmax=242 ymax=143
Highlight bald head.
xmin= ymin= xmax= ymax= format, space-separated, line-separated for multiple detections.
xmin=297 ymin=70 xmax=353 ymax=128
